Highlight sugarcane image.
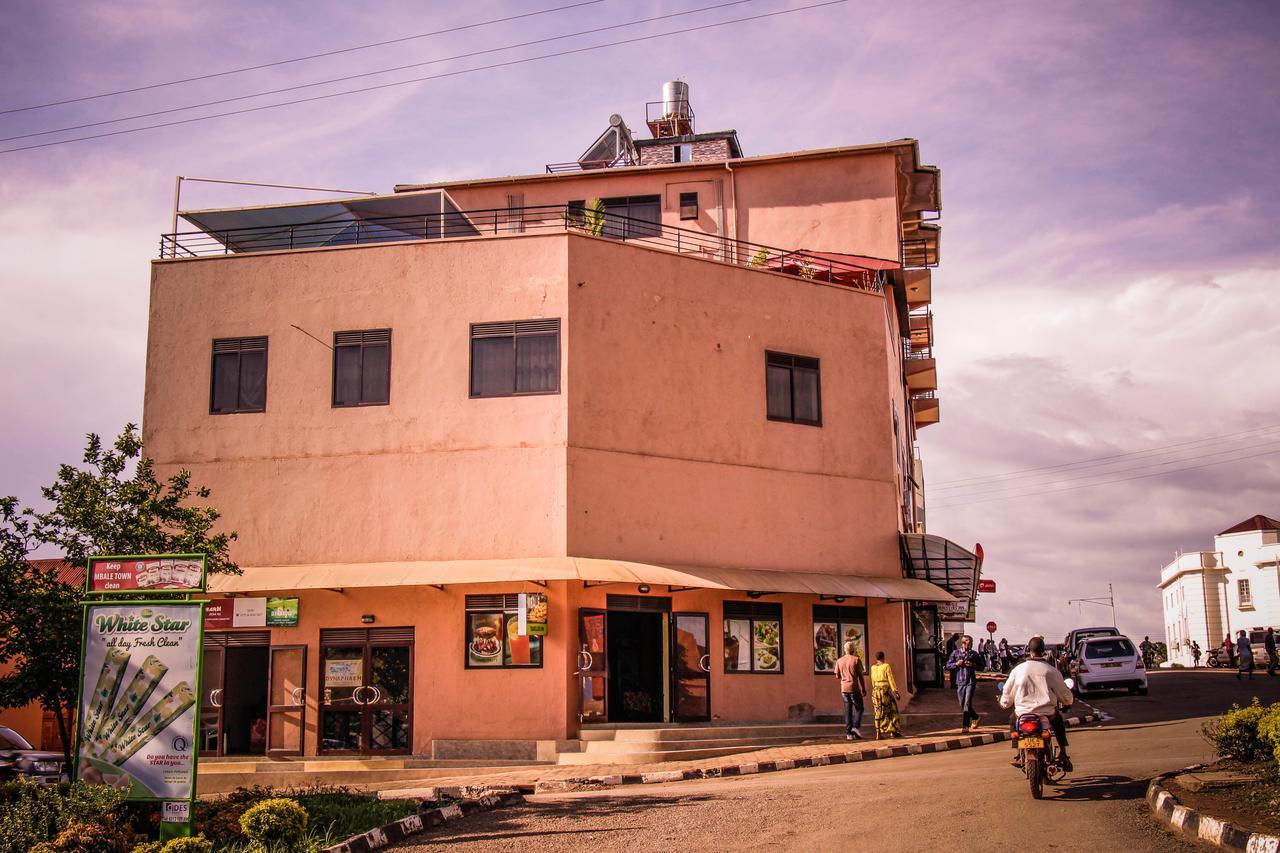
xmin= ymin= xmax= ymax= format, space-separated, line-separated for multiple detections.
xmin=90 ymin=655 xmax=168 ymax=757
xmin=81 ymin=648 xmax=130 ymax=754
xmin=103 ymin=681 xmax=196 ymax=766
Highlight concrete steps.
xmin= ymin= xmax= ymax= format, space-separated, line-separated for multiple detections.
xmin=556 ymin=722 xmax=847 ymax=765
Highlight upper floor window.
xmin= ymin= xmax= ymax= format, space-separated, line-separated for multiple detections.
xmin=470 ymin=319 xmax=560 ymax=398
xmin=674 ymin=143 xmax=693 ymax=163
xmin=333 ymin=329 xmax=391 ymax=407
xmin=679 ymin=191 xmax=698 ymax=220
xmin=210 ymin=337 xmax=267 ymax=414
xmin=766 ymin=351 xmax=821 ymax=426
xmin=1239 ymin=578 xmax=1253 ymax=608
xmin=601 ymin=195 xmax=661 ymax=239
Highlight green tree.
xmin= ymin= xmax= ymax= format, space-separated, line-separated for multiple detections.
xmin=0 ymin=425 xmax=239 ymax=767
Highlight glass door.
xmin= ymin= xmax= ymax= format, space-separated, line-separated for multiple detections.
xmin=366 ymin=644 xmax=412 ymax=753
xmin=200 ymin=646 xmax=225 ymax=756
xmin=577 ymin=609 xmax=608 ymax=722
xmin=671 ymin=613 xmax=711 ymax=722
xmin=319 ymin=630 xmax=413 ymax=755
xmin=266 ymin=646 xmax=306 ymax=757
xmin=319 ymin=643 xmax=366 ymax=754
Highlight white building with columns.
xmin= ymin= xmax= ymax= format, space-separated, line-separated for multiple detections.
xmin=1158 ymin=515 xmax=1280 ymax=667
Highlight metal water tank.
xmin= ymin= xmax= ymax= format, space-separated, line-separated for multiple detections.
xmin=663 ymin=80 xmax=690 ymax=119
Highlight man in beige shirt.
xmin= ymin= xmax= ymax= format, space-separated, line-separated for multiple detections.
xmin=835 ymin=641 xmax=868 ymax=740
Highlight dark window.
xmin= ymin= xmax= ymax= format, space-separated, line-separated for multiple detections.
xmin=679 ymin=191 xmax=698 ymax=220
xmin=333 ymin=329 xmax=391 ymax=407
xmin=210 ymin=337 xmax=267 ymax=414
xmin=812 ymin=605 xmax=868 ymax=674
xmin=766 ymin=351 xmax=821 ymax=426
xmin=723 ymin=601 xmax=783 ymax=674
xmin=470 ymin=319 xmax=560 ymax=398
xmin=567 ymin=199 xmax=586 ymax=226
xmin=464 ymin=594 xmax=545 ymax=668
xmin=601 ymin=195 xmax=661 ymax=239
xmin=1083 ymin=639 xmax=1135 ymax=659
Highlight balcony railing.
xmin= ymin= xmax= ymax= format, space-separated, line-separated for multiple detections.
xmin=158 ymin=204 xmax=888 ymax=292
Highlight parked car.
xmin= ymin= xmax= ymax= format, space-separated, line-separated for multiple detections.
xmin=0 ymin=726 xmax=68 ymax=785
xmin=1058 ymin=627 xmax=1121 ymax=675
xmin=1073 ymin=635 xmax=1148 ymax=696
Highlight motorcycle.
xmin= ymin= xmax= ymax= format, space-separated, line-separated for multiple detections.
xmin=997 ymin=677 xmax=1074 ymax=799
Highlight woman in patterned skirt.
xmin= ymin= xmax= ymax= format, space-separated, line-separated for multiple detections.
xmin=870 ymin=651 xmax=903 ymax=738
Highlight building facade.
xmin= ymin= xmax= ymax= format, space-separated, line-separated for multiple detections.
xmin=1159 ymin=514 xmax=1280 ymax=666
xmin=142 ymin=87 xmax=976 ymax=759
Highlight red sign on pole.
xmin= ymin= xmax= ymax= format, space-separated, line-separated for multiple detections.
xmin=985 ymin=621 xmax=997 ymax=635
xmin=978 ymin=579 xmax=997 ymax=594
xmin=86 ymin=554 xmax=206 ymax=594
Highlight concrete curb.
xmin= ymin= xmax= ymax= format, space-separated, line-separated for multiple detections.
xmin=322 ymin=790 xmax=525 ymax=853
xmin=1145 ymin=770 xmax=1280 ymax=853
xmin=534 ymin=711 xmax=1108 ymax=793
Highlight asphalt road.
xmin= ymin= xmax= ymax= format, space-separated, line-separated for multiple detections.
xmin=394 ymin=671 xmax=1280 ymax=852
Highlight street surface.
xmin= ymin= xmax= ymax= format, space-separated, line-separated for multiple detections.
xmin=392 ymin=671 xmax=1280 ymax=852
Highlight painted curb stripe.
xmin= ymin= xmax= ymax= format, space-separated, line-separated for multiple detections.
xmin=322 ymin=792 xmax=524 ymax=853
xmin=1147 ymin=777 xmax=1280 ymax=853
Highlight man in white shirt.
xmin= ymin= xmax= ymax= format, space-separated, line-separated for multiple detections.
xmin=999 ymin=635 xmax=1075 ymax=770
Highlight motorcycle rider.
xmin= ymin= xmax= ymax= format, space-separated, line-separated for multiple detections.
xmin=999 ymin=635 xmax=1075 ymax=772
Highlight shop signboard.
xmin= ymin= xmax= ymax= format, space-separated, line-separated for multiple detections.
xmin=203 ymin=598 xmax=268 ymax=629
xmin=266 ymin=597 xmax=300 ymax=627
xmin=75 ymin=601 xmax=204 ymax=810
xmin=977 ymin=579 xmax=996 ymax=594
xmin=86 ymin=554 xmax=206 ymax=595
xmin=324 ymin=659 xmax=363 ymax=688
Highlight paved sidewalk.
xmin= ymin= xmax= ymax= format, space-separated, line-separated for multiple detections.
xmin=373 ymin=682 xmax=1092 ymax=798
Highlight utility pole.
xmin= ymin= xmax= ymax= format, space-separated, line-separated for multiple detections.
xmin=1068 ymin=584 xmax=1117 ymax=629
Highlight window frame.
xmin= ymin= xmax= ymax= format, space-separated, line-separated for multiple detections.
xmin=209 ymin=336 xmax=268 ymax=415
xmin=811 ymin=604 xmax=868 ymax=675
xmin=463 ymin=594 xmax=545 ymax=669
xmin=765 ymin=351 xmax=822 ymax=427
xmin=468 ymin=319 xmax=562 ymax=399
xmin=679 ymin=191 xmax=698 ymax=220
xmin=1239 ymin=578 xmax=1254 ymax=608
xmin=332 ymin=329 xmax=392 ymax=408
xmin=723 ymin=601 xmax=784 ymax=675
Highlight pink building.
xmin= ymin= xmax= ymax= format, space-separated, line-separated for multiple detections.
xmin=144 ymin=85 xmax=978 ymax=762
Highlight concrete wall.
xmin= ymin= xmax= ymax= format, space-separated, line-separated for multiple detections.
xmin=144 ymin=234 xmax=571 ymax=567
xmin=564 ymin=236 xmax=901 ymax=574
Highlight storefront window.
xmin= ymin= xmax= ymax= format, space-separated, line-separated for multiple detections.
xmin=813 ymin=605 xmax=868 ymax=673
xmin=465 ymin=594 xmax=544 ymax=668
xmin=723 ymin=602 xmax=783 ymax=673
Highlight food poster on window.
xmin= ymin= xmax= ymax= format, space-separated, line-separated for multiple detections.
xmin=724 ymin=619 xmax=752 ymax=671
xmin=76 ymin=602 xmax=203 ymax=802
xmin=841 ymin=623 xmax=867 ymax=661
xmin=504 ymin=614 xmax=543 ymax=666
xmin=813 ymin=622 xmax=838 ymax=672
xmin=753 ymin=620 xmax=782 ymax=671
xmin=87 ymin=555 xmax=206 ymax=594
xmin=518 ymin=593 xmax=548 ymax=636
xmin=468 ymin=614 xmax=504 ymax=666
xmin=582 ymin=612 xmax=606 ymax=655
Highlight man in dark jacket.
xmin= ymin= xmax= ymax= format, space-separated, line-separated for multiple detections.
xmin=945 ymin=635 xmax=984 ymax=731
xmin=1266 ymin=628 xmax=1277 ymax=677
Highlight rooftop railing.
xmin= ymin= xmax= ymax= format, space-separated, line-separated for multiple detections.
xmin=158 ymin=204 xmax=888 ymax=293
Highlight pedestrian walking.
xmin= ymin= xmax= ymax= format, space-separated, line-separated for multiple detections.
xmin=870 ymin=651 xmax=903 ymax=739
xmin=945 ymin=635 xmax=983 ymax=731
xmin=1139 ymin=636 xmax=1154 ymax=669
xmin=1237 ymin=630 xmax=1254 ymax=681
xmin=834 ymin=640 xmax=867 ymax=740
xmin=1191 ymin=641 xmax=1201 ymax=667
xmin=998 ymin=638 xmax=1012 ymax=674
xmin=1266 ymin=628 xmax=1278 ymax=677
xmin=1225 ymin=635 xmax=1237 ymax=668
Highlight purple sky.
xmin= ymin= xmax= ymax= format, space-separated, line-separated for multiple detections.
xmin=2 ymin=1 xmax=1278 ymax=643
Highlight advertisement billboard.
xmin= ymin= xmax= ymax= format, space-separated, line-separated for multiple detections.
xmin=86 ymin=555 xmax=207 ymax=595
xmin=75 ymin=601 xmax=204 ymax=805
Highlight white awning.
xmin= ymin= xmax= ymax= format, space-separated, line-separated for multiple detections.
xmin=209 ymin=557 xmax=955 ymax=602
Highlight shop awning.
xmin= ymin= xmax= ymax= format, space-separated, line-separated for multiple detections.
xmin=208 ymin=557 xmax=955 ymax=602
xmin=900 ymin=534 xmax=981 ymax=603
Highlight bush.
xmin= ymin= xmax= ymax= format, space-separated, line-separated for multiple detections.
xmin=0 ymin=780 xmax=125 ymax=853
xmin=28 ymin=817 xmax=132 ymax=853
xmin=131 ymin=843 xmax=165 ymax=853
xmin=240 ymin=798 xmax=307 ymax=850
xmin=1203 ymin=699 xmax=1277 ymax=762
xmin=160 ymin=836 xmax=213 ymax=853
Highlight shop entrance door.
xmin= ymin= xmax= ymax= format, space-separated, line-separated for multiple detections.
xmin=319 ymin=628 xmax=413 ymax=755
xmin=265 ymin=646 xmax=307 ymax=756
xmin=200 ymin=631 xmax=271 ymax=757
xmin=670 ymin=613 xmax=711 ymax=722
